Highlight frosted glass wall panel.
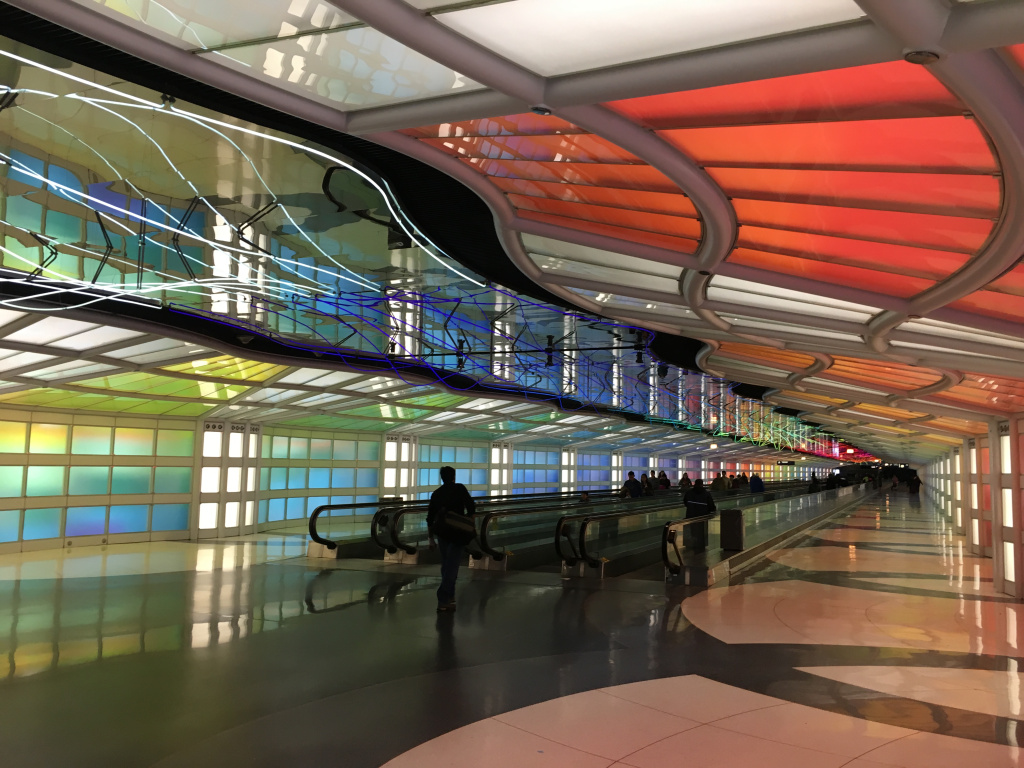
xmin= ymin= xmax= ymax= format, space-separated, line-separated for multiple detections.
xmin=0 ymin=422 xmax=26 ymax=452
xmin=66 ymin=506 xmax=106 ymax=537
xmin=26 ymin=466 xmax=64 ymax=496
xmin=109 ymin=505 xmax=148 ymax=534
xmin=71 ymin=426 xmax=112 ymax=455
xmin=0 ymin=508 xmax=17 ymax=542
xmin=114 ymin=428 xmax=154 ymax=456
xmin=23 ymin=507 xmax=60 ymax=540
xmin=30 ymin=423 xmax=67 ymax=454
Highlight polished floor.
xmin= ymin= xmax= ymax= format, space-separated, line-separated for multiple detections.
xmin=0 ymin=492 xmax=1020 ymax=766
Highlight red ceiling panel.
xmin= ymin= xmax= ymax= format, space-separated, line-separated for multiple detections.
xmin=419 ymin=132 xmax=640 ymax=163
xmin=489 ymin=177 xmax=698 ymax=217
xmin=707 ymin=167 xmax=1000 ymax=217
xmin=727 ymin=248 xmax=934 ymax=297
xmin=659 ymin=117 xmax=996 ymax=172
xmin=608 ymin=61 xmax=962 ymax=128
xmin=731 ymin=198 xmax=991 ymax=253
xmin=517 ymin=210 xmax=699 ymax=254
xmin=733 ymin=231 xmax=970 ymax=281
xmin=509 ymin=195 xmax=701 ymax=240
xmin=458 ymin=157 xmax=678 ymax=191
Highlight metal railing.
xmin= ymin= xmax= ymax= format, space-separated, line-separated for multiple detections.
xmin=308 ymin=487 xmax=620 ymax=552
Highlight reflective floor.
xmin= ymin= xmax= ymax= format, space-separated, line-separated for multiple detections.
xmin=0 ymin=492 xmax=1020 ymax=767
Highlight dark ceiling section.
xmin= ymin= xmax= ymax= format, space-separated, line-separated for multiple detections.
xmin=730 ymin=383 xmax=772 ymax=401
xmin=773 ymin=407 xmax=803 ymax=418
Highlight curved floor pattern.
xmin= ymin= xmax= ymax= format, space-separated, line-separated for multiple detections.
xmin=384 ymin=492 xmax=1024 ymax=767
xmin=1 ymin=491 xmax=1022 ymax=767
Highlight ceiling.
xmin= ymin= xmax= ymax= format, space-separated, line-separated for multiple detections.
xmin=4 ymin=0 xmax=1024 ymax=463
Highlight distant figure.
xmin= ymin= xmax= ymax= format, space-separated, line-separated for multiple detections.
xmin=579 ymin=491 xmax=590 ymax=504
xmin=427 ymin=465 xmax=476 ymax=613
xmin=679 ymin=472 xmax=692 ymax=490
xmin=825 ymin=473 xmax=838 ymax=490
xmin=658 ymin=471 xmax=671 ymax=490
xmin=808 ymin=475 xmax=821 ymax=493
xmin=640 ymin=473 xmax=654 ymax=495
xmin=621 ymin=470 xmax=642 ymax=499
xmin=683 ymin=479 xmax=717 ymax=550
xmin=907 ymin=474 xmax=922 ymax=495
xmin=891 ymin=475 xmax=899 ymax=492
xmin=740 ymin=472 xmax=750 ymax=487
xmin=711 ymin=472 xmax=727 ymax=492
xmin=731 ymin=474 xmax=742 ymax=490
xmin=749 ymin=473 xmax=765 ymax=493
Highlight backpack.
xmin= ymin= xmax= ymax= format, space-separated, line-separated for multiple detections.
xmin=435 ymin=509 xmax=476 ymax=545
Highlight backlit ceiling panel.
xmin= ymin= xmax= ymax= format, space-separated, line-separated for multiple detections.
xmin=11 ymin=0 xmax=1024 ymax=463
xmin=0 ymin=39 xmax=859 ymax=461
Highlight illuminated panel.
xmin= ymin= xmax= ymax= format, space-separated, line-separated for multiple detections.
xmin=65 ymin=0 xmax=361 ymax=50
xmin=198 ymin=27 xmax=483 ymax=109
xmin=436 ymin=0 xmax=865 ymax=76
xmin=714 ymin=343 xmax=817 ymax=370
xmin=404 ymin=114 xmax=703 ymax=253
xmin=826 ymin=357 xmax=944 ymax=391
xmin=609 ymin=61 xmax=998 ymax=292
xmin=934 ymin=375 xmax=1024 ymax=413
xmin=728 ymin=248 xmax=935 ymax=297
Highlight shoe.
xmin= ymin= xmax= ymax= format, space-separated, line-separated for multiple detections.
xmin=436 ymin=603 xmax=456 ymax=613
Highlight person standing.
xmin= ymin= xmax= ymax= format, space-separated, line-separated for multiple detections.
xmin=427 ymin=465 xmax=476 ymax=613
xmin=907 ymin=473 xmax=922 ymax=495
xmin=621 ymin=470 xmax=642 ymax=498
xmin=749 ymin=473 xmax=765 ymax=493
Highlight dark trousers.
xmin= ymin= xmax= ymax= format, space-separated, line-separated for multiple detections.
xmin=684 ymin=520 xmax=707 ymax=551
xmin=436 ymin=537 xmax=463 ymax=606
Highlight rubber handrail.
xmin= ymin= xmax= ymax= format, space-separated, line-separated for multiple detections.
xmin=661 ymin=514 xmax=717 ymax=575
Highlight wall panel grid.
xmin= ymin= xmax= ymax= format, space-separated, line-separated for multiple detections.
xmin=255 ymin=426 xmax=380 ymax=528
xmin=0 ymin=410 xmax=194 ymax=552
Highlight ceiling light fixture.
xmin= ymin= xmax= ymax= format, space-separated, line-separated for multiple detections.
xmin=904 ymin=50 xmax=940 ymax=65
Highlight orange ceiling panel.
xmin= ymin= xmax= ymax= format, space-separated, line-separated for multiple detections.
xmin=733 ymin=230 xmax=970 ymax=281
xmin=731 ymin=198 xmax=992 ymax=253
xmin=489 ymin=178 xmax=698 ymax=217
xmin=828 ymin=357 xmax=943 ymax=390
xmin=517 ymin=210 xmax=699 ymax=254
xmin=419 ymin=132 xmax=640 ymax=163
xmin=927 ymin=417 xmax=990 ymax=435
xmin=659 ymin=117 xmax=996 ymax=172
xmin=854 ymin=404 xmax=931 ymax=421
xmin=1007 ymin=44 xmax=1024 ymax=71
xmin=728 ymin=248 xmax=934 ymax=297
xmin=949 ymin=290 xmax=1024 ymax=323
xmin=707 ymin=167 xmax=1000 ymax=217
xmin=716 ymin=342 xmax=817 ymax=369
xmin=607 ymin=61 xmax=962 ymax=128
xmin=508 ymin=196 xmax=702 ymax=240
xmin=458 ymin=157 xmax=678 ymax=191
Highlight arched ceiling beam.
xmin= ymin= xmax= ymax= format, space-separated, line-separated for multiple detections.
xmin=331 ymin=0 xmax=737 ymax=278
xmin=856 ymin=0 xmax=1024 ymax=353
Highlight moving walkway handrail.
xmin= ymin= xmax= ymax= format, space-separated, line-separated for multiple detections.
xmin=390 ymin=492 xmax=618 ymax=555
xmin=309 ymin=487 xmax=619 ymax=551
xmin=477 ymin=493 xmax=671 ymax=560
xmin=662 ymin=514 xmax=717 ymax=575
xmin=555 ymin=496 xmax=692 ymax=566
xmin=570 ymin=482 xmax=812 ymax=568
